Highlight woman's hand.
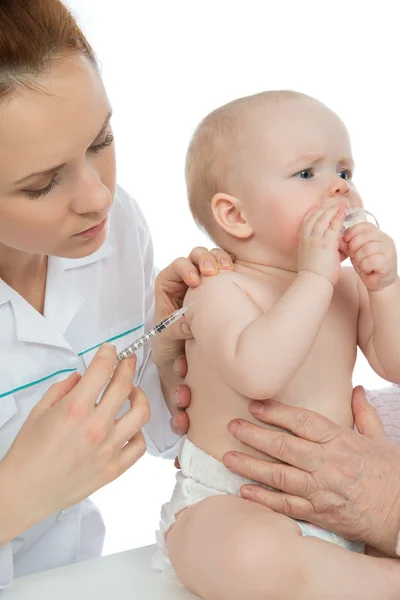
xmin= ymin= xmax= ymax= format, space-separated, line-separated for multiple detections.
xmin=0 ymin=344 xmax=149 ymax=544
xmin=152 ymin=246 xmax=234 ymax=434
xmin=223 ymin=386 xmax=400 ymax=556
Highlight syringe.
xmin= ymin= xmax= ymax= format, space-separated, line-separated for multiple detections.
xmin=117 ymin=301 xmax=196 ymax=362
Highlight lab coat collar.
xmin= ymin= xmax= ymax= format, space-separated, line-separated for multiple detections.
xmin=0 ymin=240 xmax=116 ymax=349
xmin=46 ymin=239 xmax=116 ymax=334
xmin=0 ymin=279 xmax=11 ymax=307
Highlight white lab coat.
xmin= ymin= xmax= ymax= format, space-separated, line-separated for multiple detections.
xmin=0 ymin=186 xmax=180 ymax=588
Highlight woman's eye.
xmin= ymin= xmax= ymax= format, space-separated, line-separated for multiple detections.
xmin=295 ymin=169 xmax=314 ymax=179
xmin=89 ymin=133 xmax=114 ymax=154
xmin=24 ymin=174 xmax=59 ymax=199
xmin=23 ymin=133 xmax=114 ymax=199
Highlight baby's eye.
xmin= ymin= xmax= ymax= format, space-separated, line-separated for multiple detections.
xmin=338 ymin=170 xmax=352 ymax=180
xmin=295 ymin=169 xmax=314 ymax=179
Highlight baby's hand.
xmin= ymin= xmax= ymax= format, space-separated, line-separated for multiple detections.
xmin=297 ymin=205 xmax=346 ymax=286
xmin=343 ymin=222 xmax=398 ymax=291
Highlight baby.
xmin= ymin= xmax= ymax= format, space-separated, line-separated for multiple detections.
xmin=154 ymin=91 xmax=400 ymax=599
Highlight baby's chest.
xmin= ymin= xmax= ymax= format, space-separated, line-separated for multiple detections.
xmin=311 ymin=294 xmax=358 ymax=364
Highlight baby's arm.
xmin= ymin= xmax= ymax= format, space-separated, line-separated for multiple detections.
xmin=348 ymin=221 xmax=400 ymax=383
xmin=185 ymin=269 xmax=333 ymax=399
xmin=357 ymin=277 xmax=400 ymax=383
xmin=186 ymin=206 xmax=344 ymax=398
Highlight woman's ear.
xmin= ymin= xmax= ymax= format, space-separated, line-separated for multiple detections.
xmin=211 ymin=193 xmax=253 ymax=239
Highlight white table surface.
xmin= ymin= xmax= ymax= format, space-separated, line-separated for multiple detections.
xmin=1 ymin=545 xmax=199 ymax=599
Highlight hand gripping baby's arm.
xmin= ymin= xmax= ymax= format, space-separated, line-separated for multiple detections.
xmin=185 ymin=271 xmax=334 ymax=399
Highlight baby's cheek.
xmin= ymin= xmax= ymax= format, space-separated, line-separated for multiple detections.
xmin=277 ymin=222 xmax=302 ymax=255
xmin=285 ymin=212 xmax=305 ymax=245
xmin=349 ymin=184 xmax=363 ymax=208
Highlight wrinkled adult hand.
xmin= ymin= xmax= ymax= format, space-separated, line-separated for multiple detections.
xmin=223 ymin=386 xmax=400 ymax=556
xmin=0 ymin=344 xmax=149 ymax=544
xmin=152 ymin=246 xmax=234 ymax=435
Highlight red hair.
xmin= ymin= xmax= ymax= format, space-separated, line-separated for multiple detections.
xmin=0 ymin=0 xmax=96 ymax=99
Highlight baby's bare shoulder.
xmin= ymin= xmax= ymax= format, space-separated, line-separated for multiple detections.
xmin=184 ymin=268 xmax=265 ymax=318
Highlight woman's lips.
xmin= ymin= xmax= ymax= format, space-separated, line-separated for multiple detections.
xmin=75 ymin=217 xmax=108 ymax=239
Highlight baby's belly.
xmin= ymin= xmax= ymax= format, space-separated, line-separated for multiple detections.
xmin=187 ymin=367 xmax=354 ymax=464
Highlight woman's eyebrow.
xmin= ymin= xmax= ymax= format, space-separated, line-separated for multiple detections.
xmin=14 ymin=110 xmax=113 ymax=186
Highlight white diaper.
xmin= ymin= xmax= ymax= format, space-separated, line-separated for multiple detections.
xmin=153 ymin=436 xmax=364 ymax=580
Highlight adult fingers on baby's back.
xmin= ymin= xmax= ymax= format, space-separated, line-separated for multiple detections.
xmin=226 ymin=419 xmax=322 ymax=471
xmin=223 ymin=451 xmax=316 ymax=498
xmin=170 ymin=409 xmax=190 ymax=435
xmin=248 ymin=399 xmax=340 ymax=444
xmin=187 ymin=246 xmax=219 ymax=276
xmin=240 ymin=485 xmax=314 ymax=522
xmin=209 ymin=247 xmax=235 ymax=270
xmin=166 ymin=317 xmax=193 ymax=342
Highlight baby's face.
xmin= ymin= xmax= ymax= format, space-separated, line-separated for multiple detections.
xmin=237 ymin=98 xmax=362 ymax=260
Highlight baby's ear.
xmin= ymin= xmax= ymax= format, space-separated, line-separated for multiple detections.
xmin=211 ymin=193 xmax=253 ymax=239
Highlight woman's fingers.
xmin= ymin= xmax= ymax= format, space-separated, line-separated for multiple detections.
xmin=116 ymin=431 xmax=147 ymax=476
xmin=172 ymin=384 xmax=191 ymax=409
xmin=165 ymin=256 xmax=203 ymax=288
xmin=187 ymin=246 xmax=234 ymax=276
xmin=111 ymin=386 xmax=150 ymax=447
xmin=160 ymin=316 xmax=192 ymax=343
xmin=209 ymin=247 xmax=235 ymax=270
xmin=173 ymin=355 xmax=188 ymax=378
xmin=170 ymin=410 xmax=190 ymax=435
xmin=70 ymin=343 xmax=117 ymax=408
xmin=96 ymin=354 xmax=137 ymax=420
xmin=37 ymin=371 xmax=82 ymax=412
xmin=187 ymin=247 xmax=218 ymax=275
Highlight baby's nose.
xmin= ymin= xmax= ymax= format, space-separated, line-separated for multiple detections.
xmin=328 ymin=175 xmax=349 ymax=197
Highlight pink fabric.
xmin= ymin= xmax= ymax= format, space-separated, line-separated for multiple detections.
xmin=365 ymin=385 xmax=400 ymax=555
xmin=366 ymin=385 xmax=400 ymax=448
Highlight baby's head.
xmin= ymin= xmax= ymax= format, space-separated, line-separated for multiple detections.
xmin=186 ymin=91 xmax=362 ymax=267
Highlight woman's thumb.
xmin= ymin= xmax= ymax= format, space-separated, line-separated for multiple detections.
xmin=352 ymin=385 xmax=386 ymax=440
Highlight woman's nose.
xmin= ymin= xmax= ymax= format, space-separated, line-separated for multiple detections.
xmin=71 ymin=168 xmax=112 ymax=215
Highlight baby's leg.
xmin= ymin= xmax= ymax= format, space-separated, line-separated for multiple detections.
xmin=167 ymin=495 xmax=400 ymax=600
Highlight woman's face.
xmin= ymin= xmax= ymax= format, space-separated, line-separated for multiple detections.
xmin=0 ymin=53 xmax=116 ymax=259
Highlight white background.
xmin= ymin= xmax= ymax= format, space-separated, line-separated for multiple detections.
xmin=65 ymin=0 xmax=400 ymax=555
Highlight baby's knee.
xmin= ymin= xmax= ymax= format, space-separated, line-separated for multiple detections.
xmin=168 ymin=496 xmax=305 ymax=600
xmin=236 ymin=530 xmax=305 ymax=598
